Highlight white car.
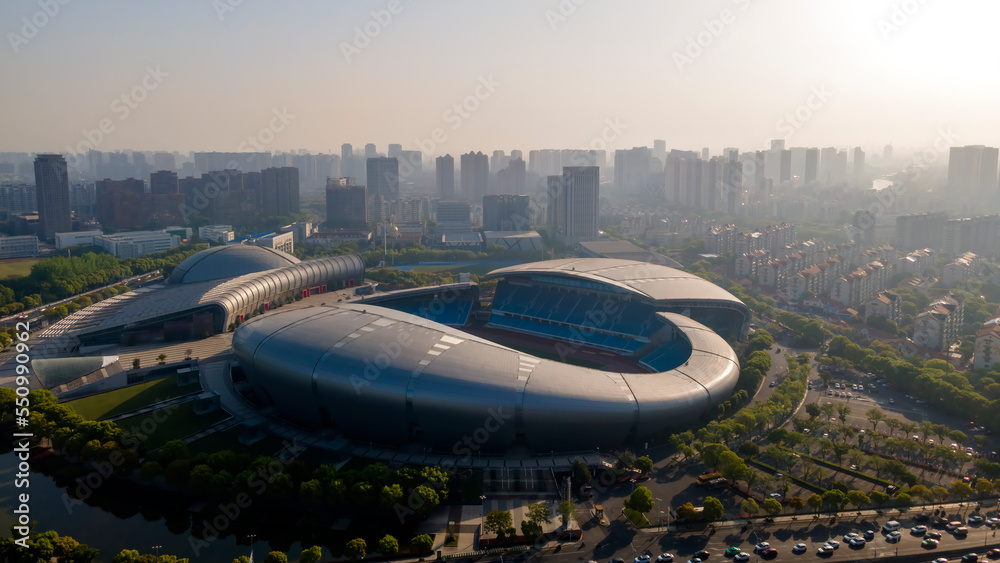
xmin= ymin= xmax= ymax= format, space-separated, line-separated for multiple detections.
xmin=792 ymin=544 xmax=807 ymax=554
xmin=886 ymin=531 xmax=902 ymax=542
xmin=657 ymin=555 xmax=675 ymax=563
xmin=754 ymin=543 xmax=771 ymax=553
xmin=817 ymin=546 xmax=834 ymax=556
xmin=635 ymin=556 xmax=651 ymax=563
xmin=843 ymin=532 xmax=859 ymax=542
xmin=734 ymin=554 xmax=750 ymax=563
xmin=824 ymin=540 xmax=840 ymax=549
xmin=911 ymin=525 xmax=928 ymax=535
xmin=849 ymin=538 xmax=866 ymax=547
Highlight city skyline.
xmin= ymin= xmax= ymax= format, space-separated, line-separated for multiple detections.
xmin=4 ymin=1 xmax=1000 ymax=155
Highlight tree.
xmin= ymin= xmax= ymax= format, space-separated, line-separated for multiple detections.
xmin=635 ymin=456 xmax=654 ymax=475
xmin=870 ymin=491 xmax=890 ymax=508
xmin=952 ymin=480 xmax=974 ymax=502
xmin=677 ymin=502 xmax=702 ymax=521
xmin=806 ymin=403 xmax=822 ymax=419
xmin=185 ymin=348 xmax=193 ymax=360
xmin=807 ymin=493 xmax=823 ymax=512
xmin=789 ymin=496 xmax=805 ymax=513
xmin=847 ymin=490 xmax=870 ymax=510
xmin=412 ymin=485 xmax=440 ymax=518
xmin=264 ymin=553 xmax=287 ymax=563
xmin=975 ymin=478 xmax=994 ymax=497
xmin=896 ymin=492 xmax=911 ymax=506
xmin=526 ymin=503 xmax=552 ymax=525
xmin=703 ymin=496 xmax=725 ymax=521
xmin=378 ymin=535 xmax=399 ymax=556
xmin=741 ymin=498 xmax=759 ymax=517
xmin=763 ymin=498 xmax=782 ymax=517
xmin=132 ymin=358 xmax=141 ymax=369
xmin=626 ymin=486 xmax=655 ymax=514
xmin=484 ymin=510 xmax=513 ymax=535
xmin=300 ymin=546 xmax=323 ymax=563
xmin=412 ymin=534 xmax=434 ymax=552
xmin=344 ymin=539 xmax=366 ymax=561
xmin=157 ymin=353 xmax=167 ymax=365
xmin=558 ymin=500 xmax=574 ymax=525
xmin=573 ymin=459 xmax=592 ymax=485
xmin=822 ymin=489 xmax=848 ymax=511
xmin=866 ymin=408 xmax=886 ymax=432
xmin=616 ymin=449 xmax=637 ymax=470
xmin=379 ymin=483 xmax=403 ymax=508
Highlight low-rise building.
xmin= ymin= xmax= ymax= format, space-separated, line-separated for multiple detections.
xmin=55 ymin=230 xmax=103 ymax=249
xmin=230 ymin=231 xmax=294 ymax=255
xmin=0 ymin=235 xmax=39 ymax=259
xmin=974 ymin=319 xmax=1000 ymax=370
xmin=942 ymin=252 xmax=980 ymax=287
xmin=897 ymin=248 xmax=935 ymax=276
xmin=865 ymin=290 xmax=902 ymax=324
xmin=913 ymin=293 xmax=965 ymax=352
xmin=199 ymin=225 xmax=235 ymax=245
xmin=94 ymin=230 xmax=180 ymax=258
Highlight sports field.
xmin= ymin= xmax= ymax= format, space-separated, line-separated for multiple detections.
xmin=409 ymin=263 xmax=498 ymax=276
xmin=0 ymin=257 xmax=38 ymax=280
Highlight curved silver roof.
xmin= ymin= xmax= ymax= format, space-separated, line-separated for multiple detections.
xmin=168 ymin=245 xmax=300 ymax=284
xmin=233 ymin=303 xmax=739 ymax=452
xmin=486 ymin=258 xmax=746 ymax=306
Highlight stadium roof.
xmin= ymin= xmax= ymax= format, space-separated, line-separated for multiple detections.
xmin=168 ymin=244 xmax=300 ymax=284
xmin=486 ymin=258 xmax=745 ymax=307
xmin=32 ymin=356 xmax=119 ymax=389
xmin=579 ymin=240 xmax=683 ymax=268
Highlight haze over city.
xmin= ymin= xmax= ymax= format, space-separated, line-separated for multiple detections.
xmin=4 ymin=0 xmax=1000 ymax=154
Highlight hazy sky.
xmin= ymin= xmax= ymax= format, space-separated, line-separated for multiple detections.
xmin=4 ymin=0 xmax=999 ymax=157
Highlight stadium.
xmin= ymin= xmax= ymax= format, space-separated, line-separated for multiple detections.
xmin=234 ymin=258 xmax=750 ymax=453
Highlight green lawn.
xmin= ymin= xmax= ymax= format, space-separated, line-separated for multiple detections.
xmin=187 ymin=426 xmax=288 ymax=457
xmin=0 ymin=258 xmax=39 ymax=280
xmin=116 ymin=401 xmax=230 ymax=450
xmin=64 ymin=376 xmax=199 ymax=420
xmin=624 ymin=507 xmax=651 ymax=528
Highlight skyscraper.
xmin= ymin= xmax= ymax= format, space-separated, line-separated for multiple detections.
xmin=436 ymin=155 xmax=455 ymax=199
xmin=853 ymin=147 xmax=866 ymax=182
xmin=883 ymin=144 xmax=893 ymax=162
xmin=497 ymin=158 xmax=526 ymax=194
xmin=261 ymin=167 xmax=301 ymax=217
xmin=364 ymin=143 xmax=377 ymax=159
xmin=483 ymin=194 xmax=530 ymax=231
xmin=387 ymin=144 xmax=402 ymax=159
xmin=150 ymin=170 xmax=178 ymax=195
xmin=366 ymin=157 xmax=399 ymax=200
xmin=460 ymin=151 xmax=489 ymax=201
xmin=948 ymin=145 xmax=999 ymax=195
xmin=325 ymin=178 xmax=368 ymax=230
xmin=34 ymin=154 xmax=71 ymax=241
xmin=804 ymin=148 xmax=819 ymax=184
xmin=548 ymin=166 xmax=599 ymax=244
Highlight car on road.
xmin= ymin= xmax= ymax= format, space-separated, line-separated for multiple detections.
xmin=725 ymin=547 xmax=741 ymax=557
xmin=843 ymin=532 xmax=859 ymax=542
xmin=733 ymin=554 xmax=749 ymax=563
xmin=933 ymin=559 xmax=948 ymax=563
xmin=635 ymin=556 xmax=651 ymax=563
xmin=863 ymin=530 xmax=876 ymax=540
xmin=686 ymin=559 xmax=703 ymax=563
xmin=927 ymin=532 xmax=943 ymax=540
xmin=912 ymin=525 xmax=928 ymax=535
xmin=695 ymin=551 xmax=710 ymax=560
xmin=791 ymin=544 xmax=807 ymax=554
xmin=754 ymin=543 xmax=771 ymax=553
xmin=759 ymin=548 xmax=777 ymax=558
xmin=955 ymin=527 xmax=969 ymax=536
xmin=823 ymin=540 xmax=839 ymax=549
xmin=947 ymin=521 xmax=964 ymax=531
xmin=969 ymin=515 xmax=984 ymax=525
xmin=849 ymin=538 xmax=866 ymax=548
xmin=915 ymin=514 xmax=930 ymax=522
xmin=612 ymin=559 xmax=625 ymax=563
xmin=886 ymin=531 xmax=902 ymax=542
xmin=961 ymin=554 xmax=979 ymax=563
xmin=923 ymin=538 xmax=940 ymax=548
xmin=657 ymin=555 xmax=675 ymax=563
xmin=816 ymin=546 xmax=834 ymax=557
xmin=987 ymin=517 xmax=1000 ymax=527
xmin=987 ymin=549 xmax=1000 ymax=559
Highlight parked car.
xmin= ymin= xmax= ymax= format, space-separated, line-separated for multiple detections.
xmin=725 ymin=548 xmax=741 ymax=557
xmin=922 ymin=538 xmax=940 ymax=548
xmin=759 ymin=548 xmax=777 ymax=558
xmin=695 ymin=551 xmax=710 ymax=560
xmin=657 ymin=556 xmax=674 ymax=563
xmin=886 ymin=531 xmax=902 ymax=542
xmin=791 ymin=544 xmax=807 ymax=554
xmin=961 ymin=554 xmax=979 ymax=563
xmin=911 ymin=525 xmax=928 ymax=535
xmin=823 ymin=540 xmax=840 ymax=549
xmin=969 ymin=515 xmax=984 ymax=525
xmin=849 ymin=538 xmax=866 ymax=548
xmin=734 ymin=554 xmax=749 ymax=563
xmin=635 ymin=556 xmax=651 ymax=563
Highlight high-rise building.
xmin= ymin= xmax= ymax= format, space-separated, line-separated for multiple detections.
xmin=820 ymin=147 xmax=837 ymax=184
xmin=653 ymin=140 xmax=667 ymax=162
xmin=853 ymin=147 xmax=866 ymax=182
xmin=804 ymin=148 xmax=819 ymax=184
xmin=614 ymin=147 xmax=653 ymax=195
xmin=436 ymin=155 xmax=455 ymax=199
xmin=483 ymin=194 xmax=530 ymax=231
xmin=150 ymin=170 xmax=178 ymax=195
xmin=325 ymin=178 xmax=368 ymax=230
xmin=387 ymin=144 xmax=402 ymax=159
xmin=34 ymin=154 xmax=71 ymax=241
xmin=948 ymin=145 xmax=999 ymax=195
xmin=261 ymin=167 xmax=300 ymax=217
xmin=491 ymin=150 xmax=509 ymax=173
xmin=497 ymin=158 xmax=526 ymax=194
xmin=460 ymin=152 xmax=489 ymax=201
xmin=153 ymin=152 xmax=175 ymax=172
xmin=780 ymin=150 xmax=792 ymax=184
xmin=894 ymin=212 xmax=946 ymax=251
xmin=341 ymin=144 xmax=353 ymax=161
xmin=548 ymin=166 xmax=599 ymax=244
xmin=883 ymin=144 xmax=893 ymax=162
xmin=366 ymin=157 xmax=399 ymax=200
xmin=436 ymin=200 xmax=472 ymax=234
xmin=364 ymin=143 xmax=377 ymax=159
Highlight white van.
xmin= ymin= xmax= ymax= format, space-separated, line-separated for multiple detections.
xmin=882 ymin=521 xmax=901 ymax=532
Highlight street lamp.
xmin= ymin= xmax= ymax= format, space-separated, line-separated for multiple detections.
xmin=656 ymin=497 xmax=662 ymax=526
xmin=152 ymin=546 xmax=161 ymax=560
xmin=630 ymin=478 xmax=637 ymax=493
xmin=480 ymin=495 xmax=487 ymax=538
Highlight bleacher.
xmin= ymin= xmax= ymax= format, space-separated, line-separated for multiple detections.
xmin=374 ymin=295 xmax=474 ymax=326
xmin=639 ymin=339 xmax=693 ymax=372
xmin=488 ymin=280 xmax=660 ymax=354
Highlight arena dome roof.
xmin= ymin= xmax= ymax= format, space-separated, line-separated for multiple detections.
xmin=168 ymin=245 xmax=300 ymax=284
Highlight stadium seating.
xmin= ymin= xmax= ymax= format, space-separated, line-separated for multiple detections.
xmin=639 ymin=339 xmax=693 ymax=372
